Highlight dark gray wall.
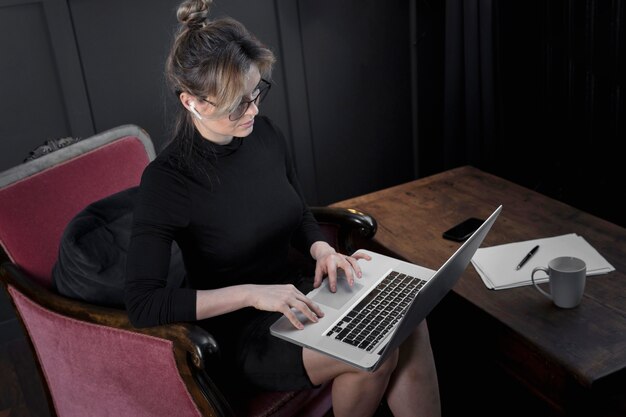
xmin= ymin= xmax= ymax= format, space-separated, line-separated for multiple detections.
xmin=3 ymin=0 xmax=624 ymax=224
xmin=0 ymin=0 xmax=93 ymax=169
xmin=0 ymin=0 xmax=414 ymax=206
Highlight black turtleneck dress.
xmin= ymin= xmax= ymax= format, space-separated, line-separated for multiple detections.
xmin=125 ymin=116 xmax=327 ymax=390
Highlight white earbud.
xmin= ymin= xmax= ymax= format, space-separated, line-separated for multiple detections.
xmin=189 ymin=102 xmax=203 ymax=120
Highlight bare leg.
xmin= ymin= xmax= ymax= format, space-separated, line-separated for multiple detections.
xmin=386 ymin=320 xmax=441 ymax=417
xmin=303 ymin=347 xmax=399 ymax=417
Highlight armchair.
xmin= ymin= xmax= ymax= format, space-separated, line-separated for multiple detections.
xmin=0 ymin=124 xmax=377 ymax=417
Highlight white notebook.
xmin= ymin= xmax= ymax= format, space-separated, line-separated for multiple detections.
xmin=471 ymin=233 xmax=615 ymax=290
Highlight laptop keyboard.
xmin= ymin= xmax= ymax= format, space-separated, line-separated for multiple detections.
xmin=325 ymin=270 xmax=426 ymax=352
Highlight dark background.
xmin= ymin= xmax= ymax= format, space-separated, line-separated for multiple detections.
xmin=1 ymin=0 xmax=623 ymax=228
xmin=0 ymin=1 xmax=624 ymax=414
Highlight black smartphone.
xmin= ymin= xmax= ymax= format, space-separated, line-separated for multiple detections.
xmin=442 ymin=217 xmax=485 ymax=242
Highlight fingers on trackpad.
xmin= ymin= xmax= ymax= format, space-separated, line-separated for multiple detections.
xmin=311 ymin=280 xmax=363 ymax=309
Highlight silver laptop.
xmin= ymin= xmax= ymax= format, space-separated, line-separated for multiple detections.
xmin=270 ymin=205 xmax=502 ymax=372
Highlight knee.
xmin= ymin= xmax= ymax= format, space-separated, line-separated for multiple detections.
xmin=372 ymin=347 xmax=399 ymax=380
xmin=345 ymin=349 xmax=398 ymax=390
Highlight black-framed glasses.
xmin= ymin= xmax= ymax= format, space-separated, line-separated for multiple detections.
xmin=203 ymin=79 xmax=271 ymax=121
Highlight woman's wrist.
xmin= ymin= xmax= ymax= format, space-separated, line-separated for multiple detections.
xmin=310 ymin=240 xmax=336 ymax=260
xmin=241 ymin=284 xmax=258 ymax=308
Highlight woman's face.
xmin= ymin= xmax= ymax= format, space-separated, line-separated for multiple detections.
xmin=181 ymin=64 xmax=262 ymax=144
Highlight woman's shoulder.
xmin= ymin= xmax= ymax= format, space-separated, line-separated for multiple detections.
xmin=140 ymin=149 xmax=189 ymax=191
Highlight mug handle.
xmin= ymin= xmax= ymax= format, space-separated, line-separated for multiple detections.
xmin=531 ymin=266 xmax=552 ymax=300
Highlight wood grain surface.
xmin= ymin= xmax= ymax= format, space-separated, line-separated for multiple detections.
xmin=332 ymin=165 xmax=626 ymax=416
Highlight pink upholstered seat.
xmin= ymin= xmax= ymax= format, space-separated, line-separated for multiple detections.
xmin=8 ymin=286 xmax=203 ymax=417
xmin=0 ymin=124 xmax=377 ymax=416
xmin=0 ymin=130 xmax=151 ymax=288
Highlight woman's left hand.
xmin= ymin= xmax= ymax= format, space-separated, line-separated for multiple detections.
xmin=310 ymin=241 xmax=372 ymax=292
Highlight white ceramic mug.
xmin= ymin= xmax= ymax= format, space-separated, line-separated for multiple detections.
xmin=531 ymin=256 xmax=586 ymax=308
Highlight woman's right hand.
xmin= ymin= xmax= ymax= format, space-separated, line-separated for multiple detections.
xmin=247 ymin=284 xmax=324 ymax=330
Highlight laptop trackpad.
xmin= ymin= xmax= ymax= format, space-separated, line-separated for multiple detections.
xmin=311 ymin=280 xmax=364 ymax=310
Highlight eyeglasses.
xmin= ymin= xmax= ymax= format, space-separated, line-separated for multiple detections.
xmin=203 ymin=79 xmax=271 ymax=121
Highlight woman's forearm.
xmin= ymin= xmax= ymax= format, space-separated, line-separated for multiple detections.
xmin=195 ymin=284 xmax=255 ymax=320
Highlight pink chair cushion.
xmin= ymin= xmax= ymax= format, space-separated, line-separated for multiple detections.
xmin=0 ymin=136 xmax=149 ymax=289
xmin=8 ymin=285 xmax=202 ymax=417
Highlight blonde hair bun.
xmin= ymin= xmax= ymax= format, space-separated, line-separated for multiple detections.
xmin=177 ymin=0 xmax=213 ymax=28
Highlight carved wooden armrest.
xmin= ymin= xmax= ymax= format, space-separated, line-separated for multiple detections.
xmin=310 ymin=206 xmax=377 ymax=254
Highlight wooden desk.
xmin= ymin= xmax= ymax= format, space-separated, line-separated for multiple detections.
xmin=332 ymin=166 xmax=626 ymax=416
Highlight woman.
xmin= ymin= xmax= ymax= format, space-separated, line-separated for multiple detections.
xmin=125 ymin=1 xmax=441 ymax=415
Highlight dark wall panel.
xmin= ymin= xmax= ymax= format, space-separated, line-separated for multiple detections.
xmin=210 ymin=0 xmax=292 ymax=142
xmin=68 ymin=0 xmax=182 ymax=152
xmin=0 ymin=2 xmax=70 ymax=169
xmin=69 ymin=0 xmax=292 ymax=155
xmin=299 ymin=0 xmax=414 ymax=204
